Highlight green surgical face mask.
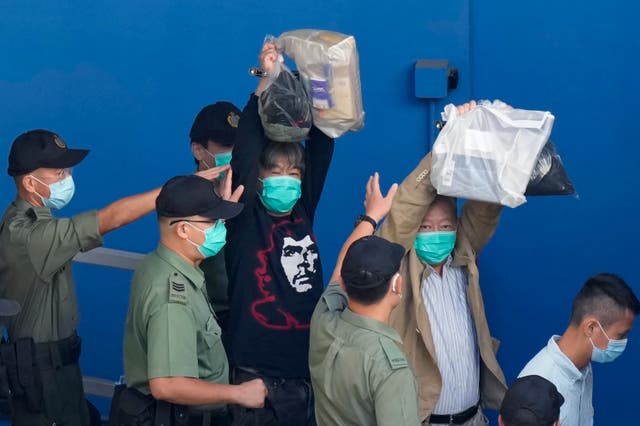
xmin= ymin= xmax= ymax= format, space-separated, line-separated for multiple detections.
xmin=187 ymin=220 xmax=227 ymax=258
xmin=214 ymin=151 xmax=232 ymax=167
xmin=414 ymin=231 xmax=456 ymax=264
xmin=259 ymin=176 xmax=302 ymax=213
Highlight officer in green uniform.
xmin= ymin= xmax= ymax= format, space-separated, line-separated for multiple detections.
xmin=0 ymin=129 xmax=225 ymax=426
xmin=115 ymin=174 xmax=267 ymax=426
xmin=309 ymin=173 xmax=420 ymax=426
xmin=189 ymin=102 xmax=241 ymax=337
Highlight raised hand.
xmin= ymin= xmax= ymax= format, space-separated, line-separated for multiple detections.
xmin=364 ymin=172 xmax=398 ymax=224
xmin=195 ymin=165 xmax=230 ymax=182
xmin=219 ymin=168 xmax=244 ymax=203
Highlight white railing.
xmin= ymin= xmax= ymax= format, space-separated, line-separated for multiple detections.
xmin=73 ymin=247 xmax=145 ymax=398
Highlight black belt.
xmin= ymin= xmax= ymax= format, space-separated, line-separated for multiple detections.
xmin=427 ymin=402 xmax=479 ymax=425
xmin=156 ymin=399 xmax=230 ymax=426
xmin=186 ymin=407 xmax=230 ymax=426
xmin=33 ymin=333 xmax=82 ymax=369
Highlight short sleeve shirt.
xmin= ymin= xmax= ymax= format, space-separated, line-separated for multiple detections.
xmin=123 ymin=244 xmax=228 ymax=395
xmin=0 ymin=197 xmax=103 ymax=342
xmin=309 ymin=284 xmax=420 ymax=426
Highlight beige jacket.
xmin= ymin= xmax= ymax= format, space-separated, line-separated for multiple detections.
xmin=377 ymin=153 xmax=507 ymax=420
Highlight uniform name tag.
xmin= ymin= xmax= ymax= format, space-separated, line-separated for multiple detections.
xmin=169 ymin=274 xmax=189 ymax=305
xmin=380 ymin=338 xmax=408 ymax=370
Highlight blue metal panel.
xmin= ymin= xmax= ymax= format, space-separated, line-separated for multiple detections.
xmin=1 ymin=0 xmax=636 ymax=423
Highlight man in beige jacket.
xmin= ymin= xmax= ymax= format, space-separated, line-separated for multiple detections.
xmin=377 ymin=102 xmax=507 ymax=425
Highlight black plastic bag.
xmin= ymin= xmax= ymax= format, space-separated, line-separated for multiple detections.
xmin=525 ymin=140 xmax=576 ymax=196
xmin=258 ymin=61 xmax=312 ymax=143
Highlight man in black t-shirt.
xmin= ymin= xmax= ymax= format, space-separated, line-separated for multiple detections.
xmin=225 ymin=41 xmax=334 ymax=426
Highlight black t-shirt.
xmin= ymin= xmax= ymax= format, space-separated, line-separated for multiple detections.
xmin=226 ymin=94 xmax=334 ymax=378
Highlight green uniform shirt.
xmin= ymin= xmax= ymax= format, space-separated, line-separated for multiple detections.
xmin=123 ymin=243 xmax=228 ymax=395
xmin=0 ymin=197 xmax=102 ymax=342
xmin=309 ymin=284 xmax=420 ymax=426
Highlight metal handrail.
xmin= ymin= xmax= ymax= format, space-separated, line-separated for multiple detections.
xmin=73 ymin=247 xmax=145 ymax=398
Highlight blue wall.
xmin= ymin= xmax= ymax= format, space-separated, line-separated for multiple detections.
xmin=1 ymin=1 xmax=638 ymax=423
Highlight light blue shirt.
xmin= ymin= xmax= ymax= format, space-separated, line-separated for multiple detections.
xmin=518 ymin=335 xmax=593 ymax=426
xmin=421 ymin=256 xmax=480 ymax=414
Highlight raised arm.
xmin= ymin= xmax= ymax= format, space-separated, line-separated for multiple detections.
xmin=329 ymin=173 xmax=397 ymax=285
xmin=231 ymin=41 xmax=279 ymax=207
xmin=97 ymin=165 xmax=229 ymax=235
xmin=458 ymin=200 xmax=503 ymax=255
xmin=300 ymin=127 xmax=334 ymax=222
xmin=376 ymin=153 xmax=437 ymax=252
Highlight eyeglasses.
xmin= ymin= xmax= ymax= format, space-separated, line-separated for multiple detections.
xmin=33 ymin=168 xmax=72 ymax=182
xmin=168 ymin=219 xmax=222 ymax=226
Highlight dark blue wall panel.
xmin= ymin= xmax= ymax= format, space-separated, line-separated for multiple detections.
xmin=471 ymin=2 xmax=640 ymax=425
xmin=1 ymin=1 xmax=637 ymax=422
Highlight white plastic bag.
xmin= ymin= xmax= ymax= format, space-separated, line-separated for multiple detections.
xmin=278 ymin=29 xmax=365 ymax=138
xmin=431 ymin=100 xmax=554 ymax=207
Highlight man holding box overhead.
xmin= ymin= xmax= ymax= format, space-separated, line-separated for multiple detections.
xmin=377 ymin=101 xmax=508 ymax=425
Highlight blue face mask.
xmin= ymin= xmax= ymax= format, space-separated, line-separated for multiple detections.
xmin=259 ymin=176 xmax=302 ymax=214
xmin=31 ymin=175 xmax=75 ymax=210
xmin=414 ymin=231 xmax=456 ymax=265
xmin=590 ymin=321 xmax=628 ymax=363
xmin=187 ymin=220 xmax=227 ymax=258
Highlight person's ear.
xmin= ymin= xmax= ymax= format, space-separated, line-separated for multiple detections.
xmin=174 ymin=221 xmax=191 ymax=240
xmin=392 ymin=274 xmax=403 ymax=294
xmin=390 ymin=273 xmax=402 ymax=298
xmin=21 ymin=175 xmax=38 ymax=193
xmin=581 ymin=316 xmax=599 ymax=338
xmin=191 ymin=143 xmax=204 ymax=161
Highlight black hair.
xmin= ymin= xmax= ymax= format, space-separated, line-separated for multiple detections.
xmin=343 ymin=270 xmax=392 ymax=305
xmin=429 ymin=195 xmax=458 ymax=220
xmin=259 ymin=140 xmax=305 ymax=175
xmin=570 ymin=273 xmax=640 ymax=327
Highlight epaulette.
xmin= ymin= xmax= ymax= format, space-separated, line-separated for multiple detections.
xmin=380 ymin=338 xmax=408 ymax=370
xmin=168 ymin=272 xmax=189 ymax=305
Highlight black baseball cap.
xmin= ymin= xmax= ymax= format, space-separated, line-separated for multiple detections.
xmin=8 ymin=129 xmax=89 ymax=177
xmin=156 ymin=175 xmax=243 ymax=220
xmin=341 ymin=235 xmax=405 ymax=289
xmin=500 ymin=375 xmax=565 ymax=426
xmin=189 ymin=101 xmax=241 ymax=146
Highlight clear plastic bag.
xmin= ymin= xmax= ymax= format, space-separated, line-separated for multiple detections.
xmin=278 ymin=29 xmax=365 ymax=138
xmin=431 ymin=100 xmax=554 ymax=207
xmin=525 ymin=140 xmax=576 ymax=196
xmin=258 ymin=37 xmax=312 ymax=143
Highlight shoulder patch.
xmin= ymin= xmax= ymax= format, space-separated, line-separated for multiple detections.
xmin=380 ymin=338 xmax=408 ymax=370
xmin=168 ymin=272 xmax=189 ymax=305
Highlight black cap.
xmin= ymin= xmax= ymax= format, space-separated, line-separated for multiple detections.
xmin=341 ymin=235 xmax=405 ymax=289
xmin=8 ymin=129 xmax=89 ymax=176
xmin=500 ymin=375 xmax=565 ymax=426
xmin=0 ymin=298 xmax=20 ymax=317
xmin=156 ymin=175 xmax=243 ymax=220
xmin=189 ymin=102 xmax=241 ymax=146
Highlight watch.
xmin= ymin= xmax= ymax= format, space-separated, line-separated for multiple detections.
xmin=354 ymin=214 xmax=377 ymax=229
